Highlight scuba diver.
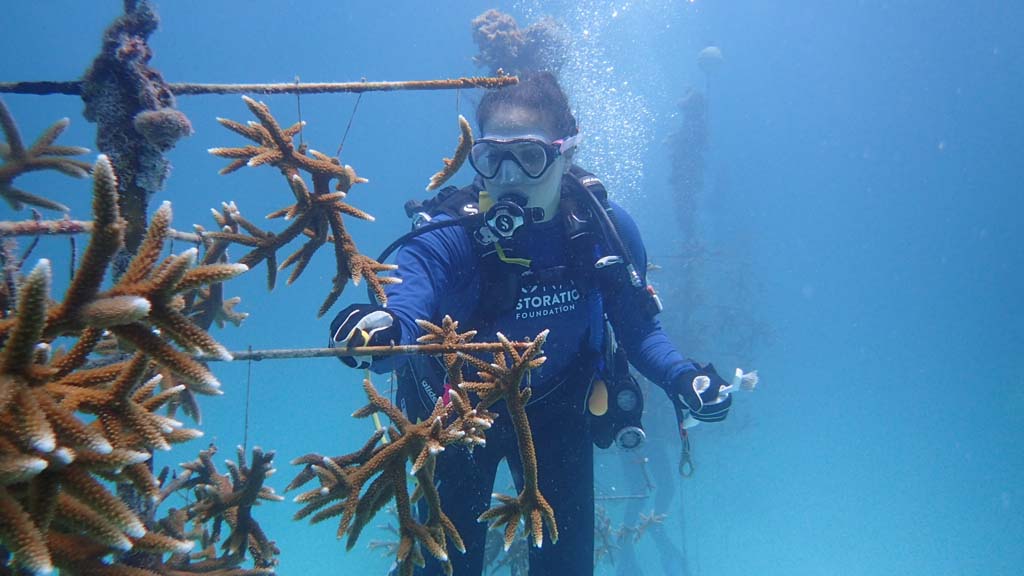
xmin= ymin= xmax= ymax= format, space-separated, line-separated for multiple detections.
xmin=329 ymin=72 xmax=732 ymax=576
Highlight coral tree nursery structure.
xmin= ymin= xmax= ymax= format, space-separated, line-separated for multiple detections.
xmin=1 ymin=67 xmax=557 ymax=574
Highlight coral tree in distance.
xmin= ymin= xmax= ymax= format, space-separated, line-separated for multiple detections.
xmin=471 ymin=9 xmax=567 ymax=75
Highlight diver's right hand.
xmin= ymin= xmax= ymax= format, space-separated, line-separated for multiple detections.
xmin=328 ymin=304 xmax=400 ymax=369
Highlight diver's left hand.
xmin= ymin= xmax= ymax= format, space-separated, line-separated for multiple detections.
xmin=671 ymin=363 xmax=732 ymax=422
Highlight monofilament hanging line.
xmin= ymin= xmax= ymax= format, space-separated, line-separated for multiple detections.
xmin=243 ymin=344 xmax=253 ymax=452
xmin=68 ymin=236 xmax=76 ymax=282
xmin=294 ymin=76 xmax=305 ymax=149
xmin=336 ymin=89 xmax=363 ymax=158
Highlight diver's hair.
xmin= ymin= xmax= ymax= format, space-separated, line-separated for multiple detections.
xmin=477 ymin=71 xmax=578 ymax=138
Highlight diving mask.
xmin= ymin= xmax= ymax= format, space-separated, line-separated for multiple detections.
xmin=469 ymin=134 xmax=582 ymax=180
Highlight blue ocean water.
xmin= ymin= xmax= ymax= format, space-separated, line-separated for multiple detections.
xmin=1 ymin=1 xmax=1021 ymax=575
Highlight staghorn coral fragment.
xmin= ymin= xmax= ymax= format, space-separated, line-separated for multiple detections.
xmin=139 ymin=382 xmax=184 ymax=413
xmin=168 ymin=445 xmax=282 ymax=569
xmin=290 ymin=327 xmax=556 ymax=572
xmin=461 ymin=330 xmax=558 ymax=549
xmin=79 ymin=354 xmax=180 ymax=452
xmin=78 ymin=295 xmax=152 ymax=329
xmin=97 ymin=200 xmax=239 ymax=367
xmin=34 ymin=389 xmax=113 ymax=455
xmin=176 ymin=263 xmax=248 ymax=293
xmin=0 ymin=485 xmax=54 ymax=575
xmin=111 ymin=323 xmax=220 ymax=389
xmin=118 ymin=200 xmax=173 ymax=287
xmin=415 ymin=315 xmax=477 ymax=390
xmin=129 ymin=529 xmax=194 ymax=555
xmin=0 ymin=97 xmax=92 ymax=213
xmin=214 ymin=295 xmax=248 ymax=329
xmin=203 ymin=203 xmax=280 ymax=290
xmin=290 ymin=374 xmax=489 ymax=575
xmin=46 ymin=155 xmax=124 ymax=328
xmin=20 ymin=190 xmax=238 ymax=378
xmin=425 ymin=115 xmax=473 ymax=191
xmin=49 ymin=327 xmax=103 ymax=379
xmin=61 ymin=465 xmax=145 ymax=539
xmin=210 ymin=96 xmax=385 ymax=316
xmin=209 ymin=96 xmax=351 ymax=183
xmin=0 ymin=106 xmax=275 ymax=575
xmin=0 ymin=453 xmax=48 ymax=486
xmin=287 ymin=428 xmax=385 ymax=494
xmin=155 ymin=369 xmax=207 ymax=426
xmin=1 ymin=259 xmax=51 ymax=384
xmin=631 ymin=509 xmax=667 ymax=542
xmin=11 ymin=387 xmax=58 ymax=453
xmin=72 ymin=448 xmax=150 ymax=472
xmin=54 ymin=491 xmax=134 ymax=551
xmin=162 ymin=427 xmax=205 ymax=444
xmin=47 ymin=360 xmax=124 ymax=391
xmin=319 ymin=206 xmax=398 ymax=314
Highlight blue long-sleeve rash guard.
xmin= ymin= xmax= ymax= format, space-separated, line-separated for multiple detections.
xmin=371 ymin=195 xmax=696 ymax=395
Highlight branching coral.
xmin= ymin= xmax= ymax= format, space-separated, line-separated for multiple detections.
xmin=1 ymin=67 xmax=561 ymax=575
xmin=0 ymin=97 xmax=92 ymax=213
xmin=0 ymin=148 xmax=267 ymax=574
xmin=184 ymin=203 xmax=251 ymax=335
xmin=37 ymin=444 xmax=283 ymax=575
xmin=288 ymin=317 xmax=555 ymax=574
xmin=0 ymin=259 xmax=200 ymax=574
xmin=460 ymin=331 xmax=558 ymax=551
xmin=161 ymin=445 xmax=282 ymax=571
xmin=288 ymin=377 xmax=467 ymax=576
xmin=591 ymin=506 xmax=669 ymax=567
xmin=28 ymin=156 xmax=248 ymax=390
xmin=484 ymin=528 xmax=528 ymax=575
xmin=593 ymin=506 xmax=619 ymax=565
xmin=425 ymin=115 xmax=473 ymax=191
xmin=208 ymin=95 xmax=398 ymax=315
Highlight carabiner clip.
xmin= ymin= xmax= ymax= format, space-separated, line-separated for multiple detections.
xmin=678 ymin=426 xmax=695 ymax=478
xmin=669 ymin=394 xmax=696 ymax=477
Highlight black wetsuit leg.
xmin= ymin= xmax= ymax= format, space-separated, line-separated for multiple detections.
xmin=415 ymin=371 xmax=595 ymax=576
xmin=510 ymin=393 xmax=595 ymax=576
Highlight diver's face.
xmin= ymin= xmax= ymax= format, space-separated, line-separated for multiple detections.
xmin=479 ymin=105 xmax=568 ymax=223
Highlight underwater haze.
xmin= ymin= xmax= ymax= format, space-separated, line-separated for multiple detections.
xmin=1 ymin=1 xmax=1021 ymax=574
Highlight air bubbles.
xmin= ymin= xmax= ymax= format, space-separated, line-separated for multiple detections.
xmin=514 ymin=0 xmax=673 ymax=206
